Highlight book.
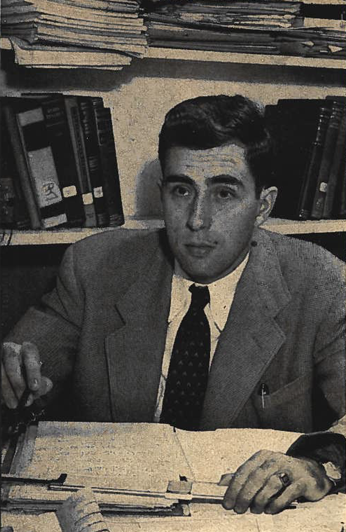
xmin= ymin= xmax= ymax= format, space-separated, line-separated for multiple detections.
xmin=40 ymin=95 xmax=86 ymax=227
xmin=15 ymin=104 xmax=68 ymax=229
xmin=265 ymin=99 xmax=325 ymax=220
xmin=2 ymin=102 xmax=41 ymax=229
xmin=297 ymin=104 xmax=332 ymax=220
xmin=1 ymin=0 xmax=147 ymax=58
xmin=78 ymin=97 xmax=108 ymax=227
xmin=323 ymin=107 xmax=346 ymax=218
xmin=0 ymin=177 xmax=16 ymax=228
xmin=3 ymin=421 xmax=300 ymax=512
xmin=64 ymin=96 xmax=97 ymax=227
xmin=90 ymin=98 xmax=124 ymax=227
xmin=1 ymin=104 xmax=31 ymax=229
xmin=311 ymin=100 xmax=345 ymax=219
xmin=10 ymin=37 xmax=132 ymax=69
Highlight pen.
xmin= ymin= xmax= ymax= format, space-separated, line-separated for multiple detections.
xmin=259 ymin=383 xmax=269 ymax=409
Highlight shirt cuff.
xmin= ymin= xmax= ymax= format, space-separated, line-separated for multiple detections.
xmin=286 ymin=432 xmax=346 ymax=493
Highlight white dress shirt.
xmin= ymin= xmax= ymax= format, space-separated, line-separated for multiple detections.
xmin=153 ymin=255 xmax=249 ymax=422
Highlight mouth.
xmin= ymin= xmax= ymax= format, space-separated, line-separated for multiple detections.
xmin=184 ymin=243 xmax=216 ymax=258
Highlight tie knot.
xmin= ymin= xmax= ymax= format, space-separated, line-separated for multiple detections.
xmin=189 ymin=284 xmax=210 ymax=310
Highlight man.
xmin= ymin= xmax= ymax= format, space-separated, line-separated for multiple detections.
xmin=2 ymin=95 xmax=345 ymax=514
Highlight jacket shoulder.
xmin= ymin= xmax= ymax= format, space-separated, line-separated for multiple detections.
xmin=264 ymin=230 xmax=345 ymax=290
xmin=64 ymin=229 xmax=165 ymax=279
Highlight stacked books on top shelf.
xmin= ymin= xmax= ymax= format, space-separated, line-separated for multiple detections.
xmin=143 ymin=0 xmax=346 ymax=60
xmin=265 ymin=96 xmax=346 ymax=221
xmin=1 ymin=0 xmax=147 ymax=69
xmin=0 ymin=95 xmax=124 ymax=230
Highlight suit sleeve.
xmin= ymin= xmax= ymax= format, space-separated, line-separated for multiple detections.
xmin=4 ymin=244 xmax=84 ymax=401
xmin=287 ymin=281 xmax=346 ymax=492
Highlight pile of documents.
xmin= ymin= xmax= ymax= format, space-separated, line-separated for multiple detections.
xmin=1 ymin=0 xmax=147 ymax=69
xmin=144 ymin=0 xmax=346 ymax=59
xmin=2 ymin=421 xmax=300 ymax=514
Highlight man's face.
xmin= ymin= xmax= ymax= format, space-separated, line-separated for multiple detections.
xmin=161 ymin=144 xmax=275 ymax=283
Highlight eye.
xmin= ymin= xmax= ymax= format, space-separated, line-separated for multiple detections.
xmin=215 ymin=187 xmax=235 ymax=199
xmin=173 ymin=185 xmax=190 ymax=197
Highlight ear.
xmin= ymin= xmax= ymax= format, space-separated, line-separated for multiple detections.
xmin=255 ymin=186 xmax=278 ymax=227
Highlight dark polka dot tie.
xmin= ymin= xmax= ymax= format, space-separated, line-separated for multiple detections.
xmin=160 ymin=284 xmax=211 ymax=431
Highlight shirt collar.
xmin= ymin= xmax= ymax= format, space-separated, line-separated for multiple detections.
xmin=169 ymin=254 xmax=249 ymax=331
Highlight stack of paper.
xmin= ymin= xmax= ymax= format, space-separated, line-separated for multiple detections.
xmin=144 ymin=0 xmax=346 ymax=60
xmin=1 ymin=0 xmax=147 ymax=69
xmin=2 ymin=421 xmax=300 ymax=514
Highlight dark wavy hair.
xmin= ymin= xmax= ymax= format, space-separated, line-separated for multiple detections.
xmin=158 ymin=95 xmax=274 ymax=196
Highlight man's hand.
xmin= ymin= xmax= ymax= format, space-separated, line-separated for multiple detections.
xmin=221 ymin=450 xmax=333 ymax=514
xmin=1 ymin=342 xmax=53 ymax=409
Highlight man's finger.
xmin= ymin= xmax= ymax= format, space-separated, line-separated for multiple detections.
xmin=251 ymin=473 xmax=288 ymax=514
xmin=27 ymin=377 xmax=54 ymax=406
xmin=21 ymin=342 xmax=42 ymax=392
xmin=265 ymin=482 xmax=304 ymax=514
xmin=2 ymin=344 xmax=26 ymax=400
xmin=233 ymin=458 xmax=285 ymax=514
xmin=1 ymin=363 xmax=19 ymax=409
xmin=223 ymin=450 xmax=272 ymax=510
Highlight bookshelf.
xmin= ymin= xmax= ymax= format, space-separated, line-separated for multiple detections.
xmin=2 ymin=37 xmax=346 ymax=70
xmin=1 ymin=27 xmax=345 ymax=338
xmin=1 ymin=46 xmax=345 ymax=227
xmin=1 ymin=219 xmax=346 ymax=247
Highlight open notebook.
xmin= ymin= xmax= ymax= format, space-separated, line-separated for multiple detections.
xmin=2 ymin=421 xmax=301 ymax=513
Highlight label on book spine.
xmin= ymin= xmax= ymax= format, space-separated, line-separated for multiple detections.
xmin=93 ymin=186 xmax=104 ymax=198
xmin=62 ymin=185 xmax=78 ymax=198
xmin=28 ymin=148 xmax=63 ymax=208
xmin=319 ymin=182 xmax=328 ymax=193
xmin=82 ymin=193 xmax=94 ymax=205
xmin=42 ymin=213 xmax=68 ymax=229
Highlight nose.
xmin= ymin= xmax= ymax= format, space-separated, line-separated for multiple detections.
xmin=187 ymin=194 xmax=211 ymax=231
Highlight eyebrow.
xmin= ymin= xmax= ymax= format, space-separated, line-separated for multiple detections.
xmin=163 ymin=174 xmax=243 ymax=187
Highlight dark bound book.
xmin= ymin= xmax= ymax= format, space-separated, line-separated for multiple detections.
xmin=41 ymin=95 xmax=85 ymax=227
xmin=64 ymin=96 xmax=97 ymax=228
xmin=311 ymin=100 xmax=345 ymax=220
xmin=78 ymin=97 xmax=108 ymax=227
xmin=297 ymin=104 xmax=332 ymax=220
xmin=90 ymin=98 xmax=124 ymax=227
xmin=15 ymin=102 xmax=67 ymax=229
xmin=265 ymin=99 xmax=325 ymax=220
xmin=3 ymin=102 xmax=41 ymax=229
xmin=1 ymin=104 xmax=31 ymax=229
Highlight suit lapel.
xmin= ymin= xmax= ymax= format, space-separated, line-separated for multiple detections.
xmin=201 ymin=229 xmax=291 ymax=429
xmin=105 ymin=233 xmax=173 ymax=422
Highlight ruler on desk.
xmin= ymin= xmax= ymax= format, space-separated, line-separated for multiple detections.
xmin=2 ymin=473 xmax=228 ymax=503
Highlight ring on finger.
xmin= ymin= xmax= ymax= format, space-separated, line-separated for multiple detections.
xmin=277 ymin=472 xmax=290 ymax=488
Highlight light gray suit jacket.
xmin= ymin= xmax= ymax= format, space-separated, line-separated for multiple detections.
xmin=6 ymin=228 xmax=345 ymax=434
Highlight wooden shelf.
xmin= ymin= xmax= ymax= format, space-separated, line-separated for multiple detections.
xmin=1 ymin=38 xmax=345 ymax=70
xmin=147 ymin=47 xmax=346 ymax=70
xmin=1 ymin=219 xmax=345 ymax=246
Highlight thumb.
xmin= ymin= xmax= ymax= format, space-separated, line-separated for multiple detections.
xmin=26 ymin=376 xmax=54 ymax=407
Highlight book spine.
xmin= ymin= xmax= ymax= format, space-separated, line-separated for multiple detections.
xmin=64 ymin=96 xmax=97 ymax=228
xmin=78 ymin=97 xmax=108 ymax=227
xmin=90 ymin=98 xmax=124 ymax=227
xmin=323 ymin=107 xmax=346 ymax=218
xmin=1 ymin=104 xmax=31 ymax=229
xmin=0 ymin=177 xmax=16 ymax=228
xmin=297 ymin=106 xmax=331 ymax=220
xmin=339 ymin=162 xmax=346 ymax=219
xmin=41 ymin=96 xmax=85 ymax=227
xmin=16 ymin=107 xmax=67 ymax=229
xmin=311 ymin=102 xmax=344 ymax=220
xmin=3 ymin=104 xmax=41 ymax=229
